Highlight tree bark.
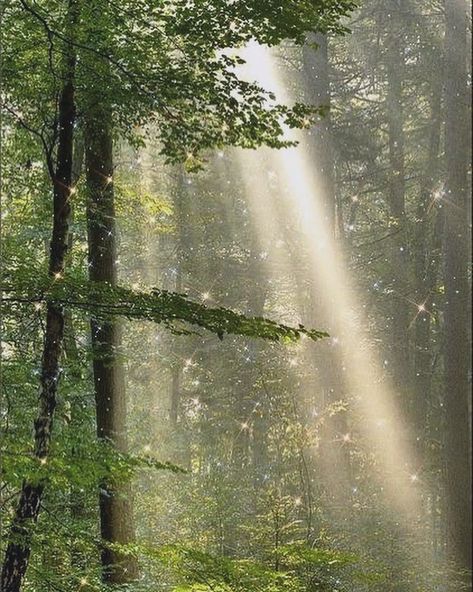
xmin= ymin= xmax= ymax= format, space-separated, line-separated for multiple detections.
xmin=443 ymin=0 xmax=472 ymax=579
xmin=85 ymin=107 xmax=139 ymax=583
xmin=0 ymin=2 xmax=78 ymax=589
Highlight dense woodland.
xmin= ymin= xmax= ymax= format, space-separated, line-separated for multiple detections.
xmin=0 ymin=1 xmax=471 ymax=591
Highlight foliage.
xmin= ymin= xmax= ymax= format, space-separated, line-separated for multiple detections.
xmin=2 ymin=266 xmax=328 ymax=342
xmin=1 ymin=0 xmax=470 ymax=590
xmin=137 ymin=543 xmax=357 ymax=592
xmin=2 ymin=0 xmax=355 ymax=163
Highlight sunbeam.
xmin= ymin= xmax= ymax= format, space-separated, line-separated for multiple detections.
xmin=238 ymin=40 xmax=431 ymax=559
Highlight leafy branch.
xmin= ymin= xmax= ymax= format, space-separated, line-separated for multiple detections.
xmin=2 ymin=270 xmax=328 ymax=343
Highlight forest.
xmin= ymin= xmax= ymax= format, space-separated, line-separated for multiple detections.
xmin=0 ymin=0 xmax=471 ymax=591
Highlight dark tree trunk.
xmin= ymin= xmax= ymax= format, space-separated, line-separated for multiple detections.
xmin=0 ymin=2 xmax=78 ymax=589
xmin=85 ymin=107 xmax=139 ymax=584
xmin=443 ymin=0 xmax=472 ymax=579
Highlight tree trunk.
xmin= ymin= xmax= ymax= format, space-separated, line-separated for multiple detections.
xmin=85 ymin=107 xmax=139 ymax=583
xmin=303 ymin=33 xmax=336 ymax=230
xmin=385 ymin=4 xmax=410 ymax=397
xmin=232 ymin=239 xmax=268 ymax=470
xmin=413 ymin=86 xmax=442 ymax=457
xmin=170 ymin=174 xmax=186 ymax=427
xmin=443 ymin=0 xmax=472 ymax=579
xmin=247 ymin=247 xmax=269 ymax=480
xmin=303 ymin=33 xmax=351 ymax=519
xmin=0 ymin=2 xmax=78 ymax=589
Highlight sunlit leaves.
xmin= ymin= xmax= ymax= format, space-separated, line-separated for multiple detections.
xmin=3 ymin=268 xmax=328 ymax=343
xmin=125 ymin=541 xmax=361 ymax=591
xmin=1 ymin=436 xmax=183 ymax=497
xmin=2 ymin=0 xmax=355 ymax=162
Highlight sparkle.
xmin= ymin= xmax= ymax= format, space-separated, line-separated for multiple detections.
xmin=34 ymin=302 xmax=42 ymax=311
xmin=241 ymin=422 xmax=249 ymax=430
xmin=294 ymin=496 xmax=303 ymax=506
xmin=53 ymin=272 xmax=62 ymax=280
xmin=410 ymin=474 xmax=419 ymax=483
xmin=202 ymin=292 xmax=210 ymax=301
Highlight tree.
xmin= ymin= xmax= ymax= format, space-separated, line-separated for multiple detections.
xmin=302 ymin=32 xmax=353 ymax=522
xmin=0 ymin=1 xmax=79 ymax=588
xmin=384 ymin=3 xmax=410 ymax=398
xmin=85 ymin=103 xmax=139 ymax=582
xmin=1 ymin=0 xmax=353 ymax=588
xmin=443 ymin=0 xmax=472 ymax=579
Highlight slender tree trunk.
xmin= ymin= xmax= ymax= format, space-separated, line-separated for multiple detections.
xmin=0 ymin=2 xmax=78 ymax=589
xmin=303 ymin=33 xmax=335 ymax=230
xmin=303 ymin=33 xmax=351 ymax=518
xmin=170 ymin=174 xmax=186 ymax=428
xmin=170 ymin=366 xmax=181 ymax=426
xmin=231 ymin=239 xmax=268 ymax=470
xmin=385 ymin=3 xmax=410 ymax=396
xmin=85 ymin=107 xmax=139 ymax=583
xmin=246 ymin=246 xmax=269 ymax=479
xmin=413 ymin=87 xmax=442 ymax=456
xmin=443 ymin=0 xmax=472 ymax=579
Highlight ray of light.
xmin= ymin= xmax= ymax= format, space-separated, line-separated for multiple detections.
xmin=234 ymin=143 xmax=355 ymax=513
xmin=238 ymin=40 xmax=429 ymax=540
